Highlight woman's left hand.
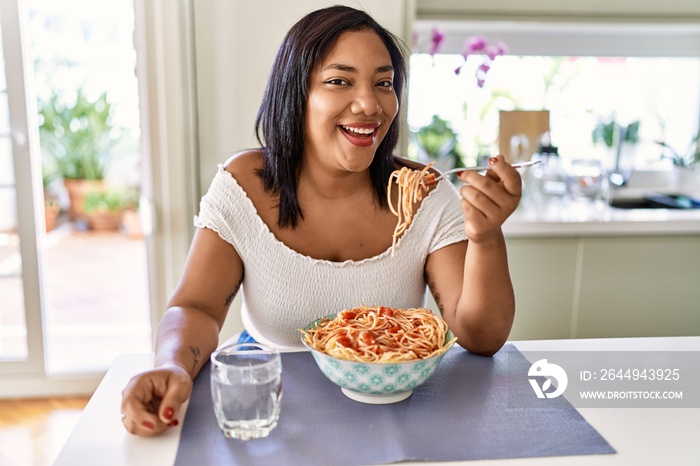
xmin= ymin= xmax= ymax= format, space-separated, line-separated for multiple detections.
xmin=456 ymin=155 xmax=521 ymax=243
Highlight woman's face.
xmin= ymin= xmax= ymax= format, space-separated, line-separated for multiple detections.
xmin=304 ymin=30 xmax=398 ymax=174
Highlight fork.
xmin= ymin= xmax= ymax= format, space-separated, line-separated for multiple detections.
xmin=430 ymin=160 xmax=541 ymax=182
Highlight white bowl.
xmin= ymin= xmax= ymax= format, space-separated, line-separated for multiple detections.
xmin=301 ymin=315 xmax=456 ymax=404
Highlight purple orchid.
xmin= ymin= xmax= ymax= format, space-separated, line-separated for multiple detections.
xmin=458 ymin=35 xmax=507 ymax=87
xmin=462 ymin=35 xmax=487 ymax=57
xmin=417 ymin=28 xmax=508 ymax=88
xmin=485 ymin=41 xmax=509 ymax=60
xmin=429 ymin=27 xmax=446 ymax=56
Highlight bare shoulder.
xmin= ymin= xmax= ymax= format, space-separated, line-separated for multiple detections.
xmin=222 ymin=149 xmax=270 ymax=210
xmin=223 ymin=149 xmax=264 ymax=179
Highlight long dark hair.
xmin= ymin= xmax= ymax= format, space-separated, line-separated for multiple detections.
xmin=255 ymin=5 xmax=407 ymax=228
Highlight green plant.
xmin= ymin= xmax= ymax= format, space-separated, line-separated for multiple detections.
xmin=122 ymin=188 xmax=140 ymax=211
xmin=592 ymin=118 xmax=640 ymax=148
xmin=41 ymin=160 xmax=56 ymax=188
xmin=83 ymin=188 xmax=131 ymax=214
xmin=40 ymin=156 xmax=62 ymax=207
xmin=412 ymin=115 xmax=464 ymax=167
xmin=38 ymin=87 xmax=121 ymax=180
xmin=656 ymin=134 xmax=700 ymax=168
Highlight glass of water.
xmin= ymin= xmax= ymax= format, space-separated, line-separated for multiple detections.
xmin=210 ymin=343 xmax=282 ymax=440
xmin=567 ymin=158 xmax=609 ymax=205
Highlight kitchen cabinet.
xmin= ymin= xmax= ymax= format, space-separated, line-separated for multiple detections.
xmin=506 ymin=235 xmax=700 ymax=341
xmin=576 ymin=236 xmax=700 ymax=338
xmin=507 ymin=238 xmax=578 ymax=340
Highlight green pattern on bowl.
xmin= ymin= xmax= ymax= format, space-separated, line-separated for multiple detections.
xmin=301 ymin=314 xmax=456 ymax=397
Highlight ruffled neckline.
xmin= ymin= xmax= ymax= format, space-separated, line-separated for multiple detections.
xmin=215 ymin=165 xmax=451 ymax=267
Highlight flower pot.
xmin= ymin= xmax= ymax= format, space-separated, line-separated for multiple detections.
xmin=121 ymin=209 xmax=142 ymax=239
xmin=64 ymin=179 xmax=104 ymax=221
xmin=44 ymin=202 xmax=61 ymax=232
xmin=85 ymin=211 xmax=122 ymax=231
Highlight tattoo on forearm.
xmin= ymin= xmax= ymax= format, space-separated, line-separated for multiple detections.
xmin=424 ymin=270 xmax=444 ymax=313
xmin=189 ymin=346 xmax=201 ymax=375
xmin=224 ymin=279 xmax=243 ymax=307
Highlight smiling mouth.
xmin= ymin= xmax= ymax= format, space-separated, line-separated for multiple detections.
xmin=340 ymin=125 xmax=378 ymax=138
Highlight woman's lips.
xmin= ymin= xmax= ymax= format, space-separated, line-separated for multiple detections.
xmin=339 ymin=124 xmax=379 ymax=147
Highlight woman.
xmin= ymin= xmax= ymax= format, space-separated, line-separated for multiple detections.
xmin=121 ymin=5 xmax=521 ymax=436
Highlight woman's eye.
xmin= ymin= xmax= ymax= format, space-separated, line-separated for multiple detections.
xmin=377 ymin=80 xmax=393 ymax=89
xmin=325 ymin=78 xmax=348 ymax=86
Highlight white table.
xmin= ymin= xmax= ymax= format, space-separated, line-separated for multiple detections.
xmin=54 ymin=337 xmax=700 ymax=466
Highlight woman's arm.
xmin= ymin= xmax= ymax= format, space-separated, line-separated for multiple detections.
xmin=424 ymin=155 xmax=521 ymax=356
xmin=121 ymin=227 xmax=243 ymax=436
xmin=155 ymin=227 xmax=244 ymax=377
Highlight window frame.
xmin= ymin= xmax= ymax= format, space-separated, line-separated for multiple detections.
xmin=413 ymin=20 xmax=700 ymax=58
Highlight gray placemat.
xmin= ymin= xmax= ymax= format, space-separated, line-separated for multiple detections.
xmin=174 ymin=344 xmax=614 ymax=465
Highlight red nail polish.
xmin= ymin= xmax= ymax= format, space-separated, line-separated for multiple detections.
xmin=164 ymin=407 xmax=174 ymax=420
xmin=142 ymin=421 xmax=155 ymax=429
xmin=169 ymin=419 xmax=179 ymax=427
xmin=456 ymin=171 xmax=464 ymax=177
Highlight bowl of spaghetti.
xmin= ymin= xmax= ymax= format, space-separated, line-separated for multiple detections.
xmin=300 ymin=306 xmax=457 ymax=404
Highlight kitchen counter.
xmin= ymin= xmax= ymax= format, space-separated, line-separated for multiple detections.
xmin=504 ymin=201 xmax=700 ymax=237
xmin=504 ymin=168 xmax=700 ymax=237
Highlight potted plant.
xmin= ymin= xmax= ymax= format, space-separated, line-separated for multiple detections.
xmin=37 ymin=87 xmax=122 ymax=221
xmin=83 ymin=187 xmax=130 ymax=232
xmin=656 ymin=134 xmax=700 ymax=170
xmin=592 ymin=118 xmax=640 ymax=149
xmin=412 ymin=115 xmax=464 ymax=174
xmin=120 ymin=189 xmax=142 ymax=239
xmin=41 ymin=158 xmax=62 ymax=232
xmin=592 ymin=116 xmax=641 ymax=185
xmin=43 ymin=184 xmax=62 ymax=233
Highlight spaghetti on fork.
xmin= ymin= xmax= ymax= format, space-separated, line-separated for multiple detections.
xmin=387 ymin=162 xmax=437 ymax=255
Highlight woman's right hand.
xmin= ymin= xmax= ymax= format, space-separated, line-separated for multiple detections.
xmin=121 ymin=366 xmax=193 ymax=436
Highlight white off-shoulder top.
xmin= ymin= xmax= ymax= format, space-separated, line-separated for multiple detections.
xmin=194 ymin=165 xmax=467 ymax=350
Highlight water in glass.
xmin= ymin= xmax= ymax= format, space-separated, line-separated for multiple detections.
xmin=210 ymin=343 xmax=282 ymax=440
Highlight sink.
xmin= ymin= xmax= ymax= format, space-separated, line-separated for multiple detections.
xmin=608 ymin=169 xmax=700 ymax=209
xmin=610 ymin=193 xmax=700 ymax=209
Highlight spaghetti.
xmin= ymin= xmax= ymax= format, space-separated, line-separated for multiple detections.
xmin=300 ymin=305 xmax=456 ymax=363
xmin=387 ymin=163 xmax=436 ymax=255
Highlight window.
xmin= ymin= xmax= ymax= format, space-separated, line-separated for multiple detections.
xmin=28 ymin=0 xmax=151 ymax=375
xmin=408 ymin=21 xmax=700 ymax=172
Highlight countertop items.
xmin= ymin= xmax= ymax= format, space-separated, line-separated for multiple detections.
xmin=507 ymin=168 xmax=700 ymax=237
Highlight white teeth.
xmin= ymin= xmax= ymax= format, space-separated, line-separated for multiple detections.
xmin=342 ymin=125 xmax=375 ymax=135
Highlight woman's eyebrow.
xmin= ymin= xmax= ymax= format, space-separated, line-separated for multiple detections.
xmin=323 ymin=64 xmax=355 ymax=72
xmin=322 ymin=64 xmax=394 ymax=73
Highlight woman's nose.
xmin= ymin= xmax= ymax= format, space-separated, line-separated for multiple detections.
xmin=350 ymin=91 xmax=382 ymax=116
